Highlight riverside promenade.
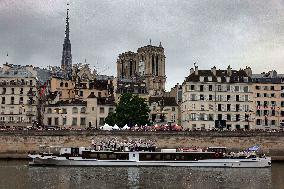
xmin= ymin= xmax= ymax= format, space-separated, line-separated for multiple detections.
xmin=0 ymin=130 xmax=284 ymax=160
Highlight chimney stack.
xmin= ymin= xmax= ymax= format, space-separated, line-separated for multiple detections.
xmin=211 ymin=66 xmax=216 ymax=76
xmin=227 ymin=65 xmax=232 ymax=76
xmin=244 ymin=66 xmax=252 ymax=77
xmin=194 ymin=66 xmax=198 ymax=75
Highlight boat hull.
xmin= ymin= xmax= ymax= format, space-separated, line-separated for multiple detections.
xmin=29 ymin=157 xmax=271 ymax=168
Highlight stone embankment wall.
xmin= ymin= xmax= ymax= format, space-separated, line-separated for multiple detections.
xmin=0 ymin=131 xmax=284 ymax=160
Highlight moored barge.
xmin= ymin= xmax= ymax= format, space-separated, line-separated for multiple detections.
xmin=28 ymin=146 xmax=271 ymax=168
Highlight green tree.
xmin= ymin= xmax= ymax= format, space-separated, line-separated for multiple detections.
xmin=104 ymin=112 xmax=116 ymax=126
xmin=105 ymin=93 xmax=150 ymax=127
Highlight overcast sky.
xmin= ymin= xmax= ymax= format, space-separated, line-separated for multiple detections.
xmin=1 ymin=0 xmax=284 ymax=90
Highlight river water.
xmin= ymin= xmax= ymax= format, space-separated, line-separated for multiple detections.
xmin=0 ymin=160 xmax=283 ymax=189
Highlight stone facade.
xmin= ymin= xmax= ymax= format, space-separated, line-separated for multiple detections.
xmin=44 ymin=99 xmax=88 ymax=128
xmin=181 ymin=65 xmax=254 ymax=130
xmin=116 ymin=43 xmax=166 ymax=96
xmin=0 ymin=64 xmax=48 ymax=126
xmin=43 ymin=96 xmax=115 ymax=128
xmin=46 ymin=62 xmax=115 ymax=128
xmin=148 ymin=96 xmax=179 ymax=125
xmin=252 ymin=71 xmax=284 ymax=130
xmin=50 ymin=77 xmax=75 ymax=100
xmin=113 ymin=77 xmax=149 ymax=102
xmin=165 ymin=83 xmax=182 ymax=125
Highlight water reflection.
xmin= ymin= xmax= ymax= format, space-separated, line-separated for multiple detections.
xmin=0 ymin=160 xmax=283 ymax=189
xmin=127 ymin=167 xmax=140 ymax=189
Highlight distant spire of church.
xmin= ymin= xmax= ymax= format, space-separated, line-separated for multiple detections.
xmin=65 ymin=3 xmax=70 ymax=40
xmin=61 ymin=3 xmax=72 ymax=80
xmin=6 ymin=52 xmax=8 ymax=64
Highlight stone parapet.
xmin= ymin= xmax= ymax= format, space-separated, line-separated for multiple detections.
xmin=0 ymin=131 xmax=284 ymax=160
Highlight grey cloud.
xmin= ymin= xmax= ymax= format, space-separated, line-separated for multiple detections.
xmin=0 ymin=0 xmax=284 ymax=89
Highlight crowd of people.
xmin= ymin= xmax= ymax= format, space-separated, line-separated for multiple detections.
xmin=91 ymin=138 xmax=157 ymax=152
xmin=0 ymin=125 xmax=283 ymax=133
xmin=225 ymin=151 xmax=263 ymax=159
xmin=129 ymin=124 xmax=183 ymax=132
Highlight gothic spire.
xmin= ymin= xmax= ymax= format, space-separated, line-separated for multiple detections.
xmin=61 ymin=3 xmax=72 ymax=80
xmin=65 ymin=4 xmax=70 ymax=40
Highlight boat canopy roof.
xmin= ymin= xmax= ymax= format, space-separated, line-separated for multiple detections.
xmin=208 ymin=147 xmax=227 ymax=149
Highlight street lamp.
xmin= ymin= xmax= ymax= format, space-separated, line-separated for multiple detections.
xmin=54 ymin=108 xmax=63 ymax=130
xmin=160 ymin=97 xmax=165 ymax=124
xmin=278 ymin=107 xmax=280 ymax=129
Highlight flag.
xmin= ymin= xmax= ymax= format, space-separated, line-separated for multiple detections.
xmin=40 ymin=82 xmax=47 ymax=97
xmin=247 ymin=145 xmax=260 ymax=152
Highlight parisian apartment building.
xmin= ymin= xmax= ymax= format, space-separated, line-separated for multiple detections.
xmin=0 ymin=63 xmax=50 ymax=127
xmin=181 ymin=65 xmax=254 ymax=131
xmin=252 ymin=71 xmax=284 ymax=130
xmin=181 ymin=65 xmax=284 ymax=131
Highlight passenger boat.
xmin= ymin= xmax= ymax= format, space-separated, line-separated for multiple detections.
xmin=28 ymin=146 xmax=271 ymax=168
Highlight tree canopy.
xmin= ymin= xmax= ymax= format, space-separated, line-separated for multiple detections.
xmin=105 ymin=93 xmax=150 ymax=127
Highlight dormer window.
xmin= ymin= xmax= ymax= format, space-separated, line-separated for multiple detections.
xmin=208 ymin=76 xmax=212 ymax=82
xmin=217 ymin=77 xmax=221 ymax=82
xmin=200 ymin=76 xmax=204 ymax=82
xmin=226 ymin=77 xmax=230 ymax=82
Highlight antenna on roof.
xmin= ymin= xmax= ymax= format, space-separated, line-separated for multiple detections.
xmin=6 ymin=52 xmax=9 ymax=64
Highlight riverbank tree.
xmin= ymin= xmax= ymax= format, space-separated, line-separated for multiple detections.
xmin=105 ymin=93 xmax=150 ymax=127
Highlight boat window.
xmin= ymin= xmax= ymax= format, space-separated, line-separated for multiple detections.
xmin=146 ymin=154 xmax=152 ymax=160
xmin=154 ymin=154 xmax=161 ymax=160
xmin=90 ymin=153 xmax=98 ymax=159
xmin=133 ymin=154 xmax=135 ymax=158
xmin=117 ymin=153 xmax=128 ymax=160
xmin=164 ymin=154 xmax=171 ymax=160
xmin=108 ymin=154 xmax=117 ymax=159
xmin=98 ymin=153 xmax=108 ymax=159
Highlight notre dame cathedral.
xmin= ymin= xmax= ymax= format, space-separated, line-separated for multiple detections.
xmin=116 ymin=42 xmax=166 ymax=97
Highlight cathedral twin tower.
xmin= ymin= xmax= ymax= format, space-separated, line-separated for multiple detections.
xmin=116 ymin=43 xmax=166 ymax=96
xmin=60 ymin=5 xmax=166 ymax=96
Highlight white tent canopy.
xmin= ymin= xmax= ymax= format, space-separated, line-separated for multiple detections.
xmin=112 ymin=124 xmax=120 ymax=130
xmin=122 ymin=124 xmax=130 ymax=130
xmin=100 ymin=124 xmax=113 ymax=131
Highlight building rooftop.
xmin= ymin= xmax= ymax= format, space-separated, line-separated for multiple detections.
xmin=252 ymin=71 xmax=284 ymax=84
xmin=184 ymin=66 xmax=252 ymax=83
xmin=149 ymin=97 xmax=178 ymax=107
xmin=46 ymin=99 xmax=87 ymax=107
xmin=97 ymin=97 xmax=115 ymax=106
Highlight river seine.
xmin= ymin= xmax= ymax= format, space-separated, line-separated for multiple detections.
xmin=0 ymin=160 xmax=283 ymax=189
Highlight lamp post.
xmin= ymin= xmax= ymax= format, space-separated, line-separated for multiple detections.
xmin=54 ymin=108 xmax=63 ymax=130
xmin=278 ymin=107 xmax=280 ymax=129
xmin=245 ymin=113 xmax=251 ymax=130
xmin=59 ymin=109 xmax=63 ymax=130
xmin=160 ymin=97 xmax=165 ymax=125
